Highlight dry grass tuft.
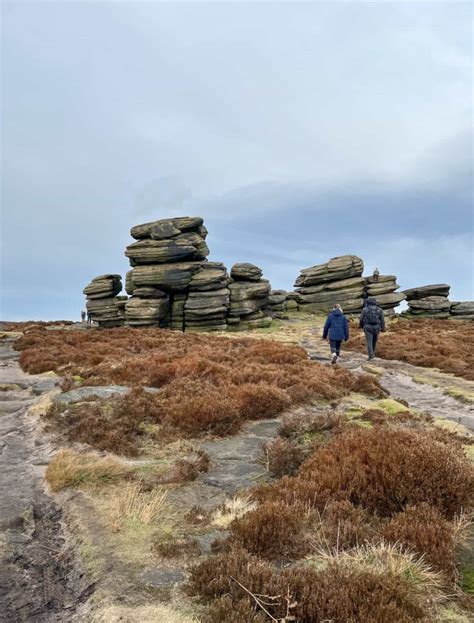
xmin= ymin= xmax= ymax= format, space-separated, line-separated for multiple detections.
xmin=45 ymin=449 xmax=130 ymax=491
xmin=107 ymin=483 xmax=168 ymax=531
xmin=211 ymin=495 xmax=258 ymax=529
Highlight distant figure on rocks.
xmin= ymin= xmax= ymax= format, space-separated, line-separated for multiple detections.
xmin=87 ymin=311 xmax=92 ymax=324
xmin=322 ymin=304 xmax=349 ymax=365
xmin=81 ymin=310 xmax=86 ymax=323
xmin=359 ymin=297 xmax=385 ymax=360
xmin=373 ymin=268 xmax=380 ymax=282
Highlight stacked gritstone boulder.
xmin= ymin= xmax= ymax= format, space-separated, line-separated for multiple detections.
xmin=124 ymin=217 xmax=231 ymax=331
xmin=294 ymin=256 xmax=365 ymax=314
xmin=83 ymin=274 xmax=126 ymax=328
xmin=364 ymin=275 xmax=406 ymax=314
xmin=450 ymin=301 xmax=474 ymax=321
xmin=403 ymin=284 xmax=451 ymax=319
xmin=228 ymin=263 xmax=272 ymax=330
xmin=268 ymin=290 xmax=288 ymax=318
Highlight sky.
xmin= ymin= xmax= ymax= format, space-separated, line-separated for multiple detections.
xmin=1 ymin=1 xmax=473 ymax=320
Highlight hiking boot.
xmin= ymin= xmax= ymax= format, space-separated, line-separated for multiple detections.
xmin=331 ymin=353 xmax=338 ymax=365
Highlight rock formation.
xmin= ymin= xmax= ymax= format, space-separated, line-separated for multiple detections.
xmin=268 ymin=290 xmax=288 ymax=318
xmin=83 ymin=275 xmax=126 ymax=328
xmin=228 ymin=263 xmax=272 ymax=330
xmin=293 ymin=256 xmax=405 ymax=315
xmin=403 ymin=284 xmax=452 ymax=319
xmin=450 ymin=301 xmax=474 ymax=320
xmin=123 ymin=217 xmax=232 ymax=330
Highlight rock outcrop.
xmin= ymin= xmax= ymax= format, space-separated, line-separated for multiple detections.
xmin=403 ymin=284 xmax=451 ymax=319
xmin=294 ymin=256 xmax=365 ymax=313
xmin=124 ymin=217 xmax=232 ymax=330
xmin=83 ymin=275 xmax=125 ymax=327
xmin=292 ymin=257 xmax=405 ymax=315
xmin=228 ymin=264 xmax=272 ymax=330
xmin=268 ymin=290 xmax=288 ymax=318
xmin=450 ymin=301 xmax=474 ymax=320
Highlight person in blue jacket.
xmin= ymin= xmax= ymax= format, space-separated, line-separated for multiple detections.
xmin=322 ymin=304 xmax=350 ymax=364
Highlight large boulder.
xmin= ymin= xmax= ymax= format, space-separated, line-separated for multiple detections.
xmin=230 ymin=263 xmax=263 ymax=282
xmin=125 ymin=297 xmax=170 ymax=326
xmin=408 ymin=296 xmax=452 ymax=312
xmin=125 ymin=233 xmax=209 ymax=264
xmin=189 ymin=263 xmax=230 ymax=291
xmin=130 ymin=261 xmax=204 ymax=291
xmin=130 ymin=216 xmax=204 ymax=240
xmin=83 ymin=274 xmax=122 ymax=299
xmin=295 ymin=255 xmax=364 ymax=288
xmin=450 ymin=301 xmax=474 ymax=317
xmin=403 ymin=284 xmax=450 ymax=300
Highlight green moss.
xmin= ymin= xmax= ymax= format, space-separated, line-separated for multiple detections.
xmin=461 ymin=567 xmax=474 ymax=595
xmin=72 ymin=375 xmax=84 ymax=384
xmin=353 ymin=419 xmax=373 ymax=429
xmin=412 ymin=375 xmax=439 ymax=387
xmin=362 ymin=365 xmax=384 ymax=376
xmin=345 ymin=406 xmax=364 ymax=419
xmin=463 ymin=445 xmax=474 ymax=462
xmin=434 ymin=418 xmax=471 ymax=436
xmin=444 ymin=387 xmax=474 ymax=404
xmin=375 ymin=398 xmax=410 ymax=415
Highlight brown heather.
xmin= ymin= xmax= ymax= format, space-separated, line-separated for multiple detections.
xmin=347 ymin=318 xmax=474 ymax=381
xmin=19 ymin=327 xmax=384 ymax=446
xmin=255 ymin=428 xmax=474 ymax=518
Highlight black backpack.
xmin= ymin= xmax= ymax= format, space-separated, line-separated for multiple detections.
xmin=365 ymin=306 xmax=380 ymax=325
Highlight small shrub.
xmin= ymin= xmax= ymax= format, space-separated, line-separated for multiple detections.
xmin=187 ymin=546 xmax=274 ymax=602
xmin=161 ymin=451 xmax=211 ymax=483
xmin=152 ymin=536 xmax=201 ymax=559
xmin=229 ymin=501 xmax=310 ymax=560
xmin=263 ymin=438 xmax=308 ymax=477
xmin=45 ymin=449 xmax=130 ymax=491
xmin=203 ymin=597 xmax=267 ymax=623
xmin=315 ymin=500 xmax=378 ymax=550
xmin=107 ymin=483 xmax=168 ymax=531
xmin=381 ymin=503 xmax=461 ymax=578
xmin=279 ymin=410 xmax=347 ymax=440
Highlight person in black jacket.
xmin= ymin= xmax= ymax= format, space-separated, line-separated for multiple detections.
xmin=359 ymin=297 xmax=385 ymax=360
xmin=322 ymin=304 xmax=349 ymax=364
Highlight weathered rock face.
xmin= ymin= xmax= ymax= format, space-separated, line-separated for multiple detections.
xmin=295 ymin=256 xmax=364 ymax=288
xmin=83 ymin=275 xmax=125 ymax=327
xmin=403 ymin=284 xmax=451 ymax=300
xmin=295 ymin=256 xmax=365 ymax=313
xmin=228 ymin=264 xmax=272 ymax=330
xmin=83 ymin=274 xmax=122 ymax=300
xmin=291 ymin=259 xmax=405 ymax=315
xmin=450 ymin=301 xmax=474 ymax=320
xmin=230 ymin=263 xmax=263 ymax=282
xmin=403 ymin=284 xmax=452 ymax=319
xmin=122 ymin=218 xmax=272 ymax=331
xmin=268 ymin=290 xmax=288 ymax=318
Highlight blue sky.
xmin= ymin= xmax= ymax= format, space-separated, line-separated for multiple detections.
xmin=1 ymin=1 xmax=472 ymax=320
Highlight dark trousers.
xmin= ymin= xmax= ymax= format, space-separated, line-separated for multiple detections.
xmin=364 ymin=328 xmax=379 ymax=358
xmin=330 ymin=339 xmax=342 ymax=355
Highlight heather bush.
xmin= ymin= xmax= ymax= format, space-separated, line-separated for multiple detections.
xmin=381 ymin=503 xmax=462 ymax=578
xmin=315 ymin=499 xmax=378 ymax=550
xmin=187 ymin=547 xmax=274 ymax=601
xmin=203 ymin=597 xmax=267 ymax=623
xmin=229 ymin=501 xmax=310 ymax=560
xmin=263 ymin=438 xmax=308 ymax=477
xmin=255 ymin=428 xmax=474 ymax=517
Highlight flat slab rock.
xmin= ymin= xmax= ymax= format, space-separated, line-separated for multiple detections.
xmin=139 ymin=566 xmax=186 ymax=588
xmin=54 ymin=385 xmax=160 ymax=404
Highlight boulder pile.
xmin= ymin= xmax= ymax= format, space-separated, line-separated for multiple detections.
xmin=227 ymin=263 xmax=272 ymax=330
xmin=403 ymin=284 xmax=451 ymax=319
xmin=83 ymin=275 xmax=126 ymax=328
xmin=124 ymin=217 xmax=233 ymax=330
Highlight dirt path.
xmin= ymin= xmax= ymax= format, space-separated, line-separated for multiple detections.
xmin=0 ymin=337 xmax=90 ymax=622
xmin=300 ymin=326 xmax=474 ymax=431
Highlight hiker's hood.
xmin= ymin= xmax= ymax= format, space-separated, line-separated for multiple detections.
xmin=332 ymin=308 xmax=343 ymax=316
